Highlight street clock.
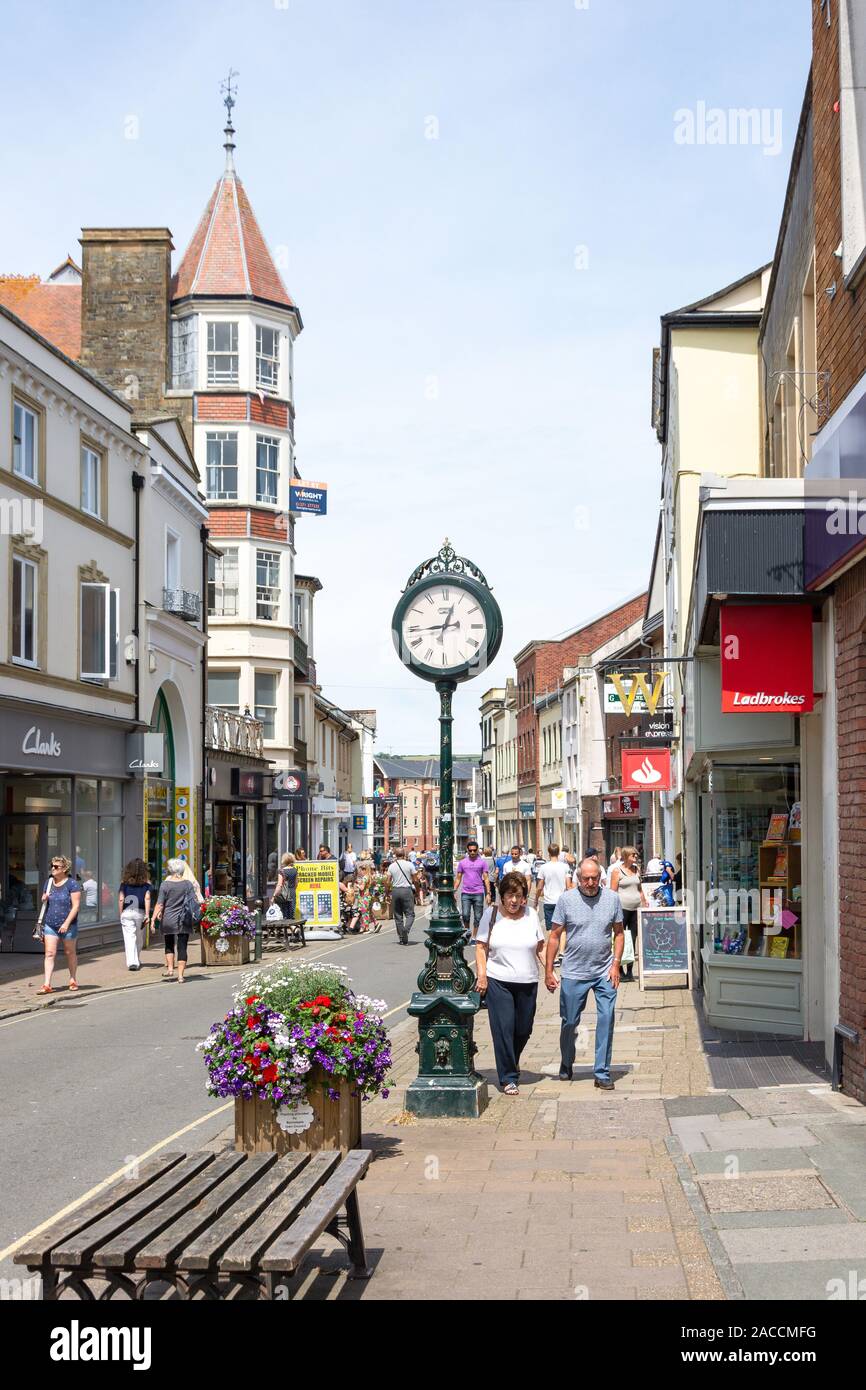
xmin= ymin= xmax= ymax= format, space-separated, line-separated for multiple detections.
xmin=391 ymin=547 xmax=502 ymax=683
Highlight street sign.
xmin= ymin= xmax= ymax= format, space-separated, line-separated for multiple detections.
xmin=631 ymin=712 xmax=674 ymax=743
xmin=352 ymin=815 xmax=367 ymax=830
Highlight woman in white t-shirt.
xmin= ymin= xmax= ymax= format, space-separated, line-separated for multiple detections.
xmin=475 ymin=871 xmax=545 ymax=1095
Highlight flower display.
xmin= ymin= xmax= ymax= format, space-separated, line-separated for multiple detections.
xmin=200 ymin=895 xmax=257 ymax=941
xmin=199 ymin=961 xmax=392 ymax=1109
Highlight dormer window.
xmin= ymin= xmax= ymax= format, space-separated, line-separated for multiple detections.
xmin=207 ymin=322 xmax=238 ymax=386
xmin=256 ymin=325 xmax=280 ymax=392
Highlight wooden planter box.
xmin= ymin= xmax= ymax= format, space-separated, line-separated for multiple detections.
xmin=200 ymin=932 xmax=251 ymax=967
xmin=234 ymin=1069 xmax=362 ymax=1155
xmin=370 ymin=894 xmax=390 ymax=922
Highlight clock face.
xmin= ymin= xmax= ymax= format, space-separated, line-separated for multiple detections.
xmin=400 ymin=582 xmax=489 ymax=674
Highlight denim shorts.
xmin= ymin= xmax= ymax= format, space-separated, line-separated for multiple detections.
xmin=44 ymin=922 xmax=79 ymax=941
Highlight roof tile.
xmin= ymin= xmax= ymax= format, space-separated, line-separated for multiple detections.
xmin=171 ymin=175 xmax=295 ymax=309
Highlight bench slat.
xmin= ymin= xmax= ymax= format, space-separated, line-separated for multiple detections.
xmin=220 ymin=1151 xmax=341 ymax=1272
xmin=94 ymin=1149 xmax=249 ymax=1269
xmin=51 ymin=1153 xmax=216 ymax=1268
xmin=14 ymin=1154 xmax=185 ymax=1268
xmin=179 ymin=1154 xmax=310 ymax=1271
xmin=135 ymin=1152 xmax=277 ymax=1270
xmin=260 ymin=1150 xmax=371 ymax=1274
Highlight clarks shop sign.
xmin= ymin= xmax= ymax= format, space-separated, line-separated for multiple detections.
xmin=126 ymin=732 xmax=165 ymax=777
xmin=0 ymin=707 xmax=128 ymax=775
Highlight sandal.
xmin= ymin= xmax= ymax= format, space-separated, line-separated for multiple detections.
xmin=162 ymin=971 xmax=175 ymax=980
xmin=36 ymin=985 xmax=53 ymax=995
xmin=68 ymin=981 xmax=79 ymax=991
xmin=503 ymin=1083 xmax=519 ymax=1096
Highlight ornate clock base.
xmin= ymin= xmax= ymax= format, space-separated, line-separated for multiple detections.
xmin=404 ymin=991 xmax=489 ymax=1118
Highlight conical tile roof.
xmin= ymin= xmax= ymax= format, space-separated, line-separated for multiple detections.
xmin=171 ymin=172 xmax=296 ymax=310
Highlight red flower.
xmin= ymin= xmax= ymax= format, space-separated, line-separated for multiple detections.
xmin=313 ymin=995 xmax=332 ymax=1007
xmin=299 ymin=1002 xmax=312 ymax=1010
xmin=247 ymin=1015 xmax=261 ymax=1029
xmin=253 ymin=1040 xmax=270 ymax=1051
xmin=262 ymin=1065 xmax=278 ymax=1084
xmin=243 ymin=1054 xmax=255 ymax=1066
xmin=336 ymin=1013 xmax=347 ymax=1023
xmin=325 ymin=1026 xmax=340 ymax=1037
xmin=311 ymin=1007 xmax=320 ymax=1017
xmin=245 ymin=995 xmax=260 ymax=1006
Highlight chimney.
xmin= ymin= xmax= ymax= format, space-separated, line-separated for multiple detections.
xmin=79 ymin=228 xmax=182 ymax=426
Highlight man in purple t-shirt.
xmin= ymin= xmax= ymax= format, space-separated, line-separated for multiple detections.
xmin=454 ymin=841 xmax=491 ymax=941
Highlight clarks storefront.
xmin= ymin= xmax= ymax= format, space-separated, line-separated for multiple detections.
xmin=0 ymin=701 xmax=140 ymax=952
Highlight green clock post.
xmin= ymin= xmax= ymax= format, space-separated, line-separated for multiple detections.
xmin=391 ymin=541 xmax=503 ymax=1118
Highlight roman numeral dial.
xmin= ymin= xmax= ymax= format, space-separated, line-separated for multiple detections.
xmin=399 ymin=581 xmax=488 ymax=674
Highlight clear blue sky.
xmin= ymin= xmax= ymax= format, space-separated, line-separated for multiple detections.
xmin=3 ymin=0 xmax=812 ymax=752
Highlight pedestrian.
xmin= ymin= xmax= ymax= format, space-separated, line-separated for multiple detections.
xmin=178 ymin=859 xmax=204 ymax=903
xmin=673 ymin=852 xmax=683 ymax=901
xmin=482 ymin=845 xmax=498 ymax=903
xmin=318 ymin=844 xmax=336 ymax=861
xmin=295 ymin=847 xmax=307 ymax=862
xmin=272 ymin=852 xmax=298 ymax=920
xmin=475 ymin=871 xmax=545 ymax=1095
xmin=81 ymin=867 xmax=99 ymax=917
xmin=151 ymin=858 xmax=200 ymax=983
xmin=500 ymin=845 xmax=532 ymax=895
xmin=583 ymin=846 xmax=608 ymax=887
xmin=609 ymin=845 xmax=644 ymax=981
xmin=532 ymin=844 xmax=573 ymax=934
xmin=340 ymin=843 xmax=357 ymax=883
xmin=387 ymin=847 xmax=418 ymax=944
xmin=347 ymin=864 xmax=375 ymax=933
xmin=373 ymin=847 xmax=383 ymax=869
xmin=117 ymin=858 xmax=153 ymax=972
xmin=36 ymin=855 xmax=82 ymax=994
xmin=454 ymin=840 xmax=491 ymax=942
xmin=545 ymin=854 xmax=624 ymax=1090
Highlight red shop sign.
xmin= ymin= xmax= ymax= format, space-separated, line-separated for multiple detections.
xmin=621 ymin=748 xmax=672 ymax=793
xmin=720 ymin=604 xmax=813 ymax=714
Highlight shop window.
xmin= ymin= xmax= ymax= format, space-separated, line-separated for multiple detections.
xmin=76 ymin=779 xmax=98 ymax=812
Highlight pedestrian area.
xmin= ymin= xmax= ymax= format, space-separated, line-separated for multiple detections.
xmin=290 ymin=981 xmax=866 ymax=1302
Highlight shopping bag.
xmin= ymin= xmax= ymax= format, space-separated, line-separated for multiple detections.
xmin=620 ymin=926 xmax=635 ymax=965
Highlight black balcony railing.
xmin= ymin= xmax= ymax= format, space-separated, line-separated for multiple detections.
xmin=163 ymin=588 xmax=201 ymax=622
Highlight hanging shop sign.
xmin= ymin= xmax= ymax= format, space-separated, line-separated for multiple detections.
xmin=631 ymin=712 xmax=674 ymax=743
xmin=145 ymin=780 xmax=172 ymax=820
xmin=174 ymin=787 xmax=191 ymax=859
xmin=621 ymin=748 xmax=672 ymax=794
xmin=126 ymin=731 xmax=165 ymax=776
xmin=273 ymin=768 xmax=306 ymax=800
xmin=720 ymin=604 xmax=814 ymax=714
xmin=603 ymin=794 xmax=641 ymax=817
xmin=231 ymin=769 xmax=264 ymax=800
xmin=352 ymin=815 xmax=368 ymax=830
xmin=519 ymin=801 xmax=536 ymax=818
xmin=605 ymin=671 xmax=670 ymax=717
xmin=288 ymin=480 xmax=328 ymax=516
xmin=335 ymin=800 xmax=352 ymax=817
xmin=551 ymin=788 xmax=567 ymax=810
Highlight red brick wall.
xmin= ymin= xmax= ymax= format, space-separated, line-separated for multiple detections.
xmin=813 ymin=1 xmax=866 ymax=409
xmin=196 ymin=394 xmax=249 ymax=422
xmin=834 ymin=559 xmax=866 ymax=1103
xmin=207 ymin=508 xmax=248 ymax=538
xmin=250 ymin=396 xmax=289 ymax=428
xmin=249 ymin=509 xmax=288 ymax=541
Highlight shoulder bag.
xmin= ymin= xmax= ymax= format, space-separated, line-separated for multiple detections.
xmin=475 ymin=905 xmax=497 ymax=1006
xmin=33 ymin=879 xmax=52 ymax=941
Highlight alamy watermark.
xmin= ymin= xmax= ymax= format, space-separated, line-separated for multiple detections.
xmin=674 ymin=102 xmax=782 ymax=158
xmin=0 ymin=496 xmax=43 ymax=545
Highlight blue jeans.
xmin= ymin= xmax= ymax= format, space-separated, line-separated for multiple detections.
xmin=543 ymin=903 xmax=556 ymax=931
xmin=461 ymin=893 xmax=485 ymax=930
xmin=559 ymin=973 xmax=617 ymax=1082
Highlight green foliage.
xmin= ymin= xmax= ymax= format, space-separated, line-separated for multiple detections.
xmin=236 ymin=960 xmax=351 ymax=1014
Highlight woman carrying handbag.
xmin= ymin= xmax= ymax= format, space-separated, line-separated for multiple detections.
xmin=36 ymin=856 xmax=82 ymax=994
xmin=474 ymin=870 xmax=545 ymax=1095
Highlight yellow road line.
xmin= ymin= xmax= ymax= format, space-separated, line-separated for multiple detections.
xmin=382 ymin=999 xmax=412 ymax=1018
xmin=0 ymin=1101 xmax=233 ymax=1265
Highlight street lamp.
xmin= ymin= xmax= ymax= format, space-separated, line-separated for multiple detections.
xmin=391 ymin=541 xmax=503 ymax=1117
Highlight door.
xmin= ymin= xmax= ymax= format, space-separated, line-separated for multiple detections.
xmin=147 ymin=820 xmax=165 ymax=892
xmin=2 ymin=817 xmax=48 ymax=952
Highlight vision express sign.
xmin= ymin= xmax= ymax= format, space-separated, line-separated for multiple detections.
xmin=631 ymin=712 xmax=674 ymax=743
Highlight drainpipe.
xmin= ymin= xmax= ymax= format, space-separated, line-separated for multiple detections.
xmin=200 ymin=522 xmax=209 ymax=885
xmin=131 ymin=471 xmax=145 ymax=726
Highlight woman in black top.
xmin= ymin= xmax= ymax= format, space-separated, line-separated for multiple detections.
xmin=272 ymin=853 xmax=298 ymax=920
xmin=117 ymin=858 xmax=153 ymax=972
xmin=151 ymin=859 xmax=199 ymax=982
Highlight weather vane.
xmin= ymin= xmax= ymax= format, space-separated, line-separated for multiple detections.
xmin=220 ymin=68 xmax=239 ymax=123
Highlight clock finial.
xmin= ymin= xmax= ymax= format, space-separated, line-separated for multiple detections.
xmin=402 ymin=540 xmax=492 ymax=593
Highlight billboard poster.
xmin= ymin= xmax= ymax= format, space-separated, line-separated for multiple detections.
xmin=295 ymin=860 xmax=340 ymax=928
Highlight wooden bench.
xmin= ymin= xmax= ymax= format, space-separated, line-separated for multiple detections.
xmin=260 ymin=915 xmax=307 ymax=949
xmin=14 ymin=1147 xmax=372 ymax=1300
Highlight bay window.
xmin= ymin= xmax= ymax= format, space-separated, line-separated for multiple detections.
xmin=207 ymin=547 xmax=239 ymax=616
xmin=255 ymin=434 xmax=279 ymax=504
xmin=207 ymin=321 xmax=239 ymax=386
xmin=256 ymin=325 xmax=280 ymax=391
xmin=255 ymin=672 xmax=278 ymax=740
xmin=256 ymin=549 xmax=280 ymax=621
xmin=206 ymin=432 xmax=238 ymax=499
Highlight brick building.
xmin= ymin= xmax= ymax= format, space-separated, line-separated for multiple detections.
xmin=513 ymin=593 xmax=646 ymax=853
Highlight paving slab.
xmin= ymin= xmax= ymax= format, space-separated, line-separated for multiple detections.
xmin=668 ymin=1116 xmax=712 ymax=1153
xmin=691 ymin=1147 xmax=815 ymax=1176
xmin=727 ymin=1088 xmax=838 ymax=1119
xmin=697 ymin=1174 xmax=837 ymax=1214
xmin=712 ymin=1210 xmax=852 ymax=1230
xmin=806 ymin=1165 xmax=866 ymax=1220
xmin=664 ymin=1095 xmax=745 ymax=1119
xmin=718 ymin=1260 xmax=865 ymax=1301
xmin=719 ymin=1223 xmax=866 ymax=1263
xmin=700 ymin=1120 xmax=820 ymax=1151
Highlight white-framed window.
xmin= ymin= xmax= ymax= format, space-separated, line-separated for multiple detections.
xmin=293 ymin=694 xmax=304 ymax=743
xmin=165 ymin=528 xmax=181 ymax=592
xmin=207 ymin=321 xmax=239 ymax=386
xmin=81 ymin=445 xmax=101 ymax=518
xmin=207 ymin=547 xmax=239 ymax=617
xmin=206 ymin=432 xmax=238 ymax=499
xmin=255 ymin=434 xmax=279 ymax=505
xmin=256 ymin=549 xmax=280 ymax=621
xmin=255 ymin=671 xmax=278 ymax=740
xmin=208 ymin=670 xmax=239 ymax=711
xmin=840 ymin=0 xmax=866 ymax=278
xmin=294 ymin=591 xmax=305 ymax=638
xmin=171 ymin=316 xmax=197 ymax=388
xmin=81 ymin=582 xmax=119 ymax=682
xmin=13 ymin=401 xmax=38 ymax=482
xmin=256 ymin=325 xmax=280 ymax=392
xmin=12 ymin=555 xmax=37 ymax=666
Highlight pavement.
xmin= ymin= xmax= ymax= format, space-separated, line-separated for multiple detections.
xmin=3 ymin=931 xmax=864 ymax=1303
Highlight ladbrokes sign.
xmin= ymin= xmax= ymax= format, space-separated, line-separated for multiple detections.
xmin=720 ymin=604 xmax=814 ymax=715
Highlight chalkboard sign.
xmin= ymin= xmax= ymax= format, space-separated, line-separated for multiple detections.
xmin=637 ymin=907 xmax=692 ymax=989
